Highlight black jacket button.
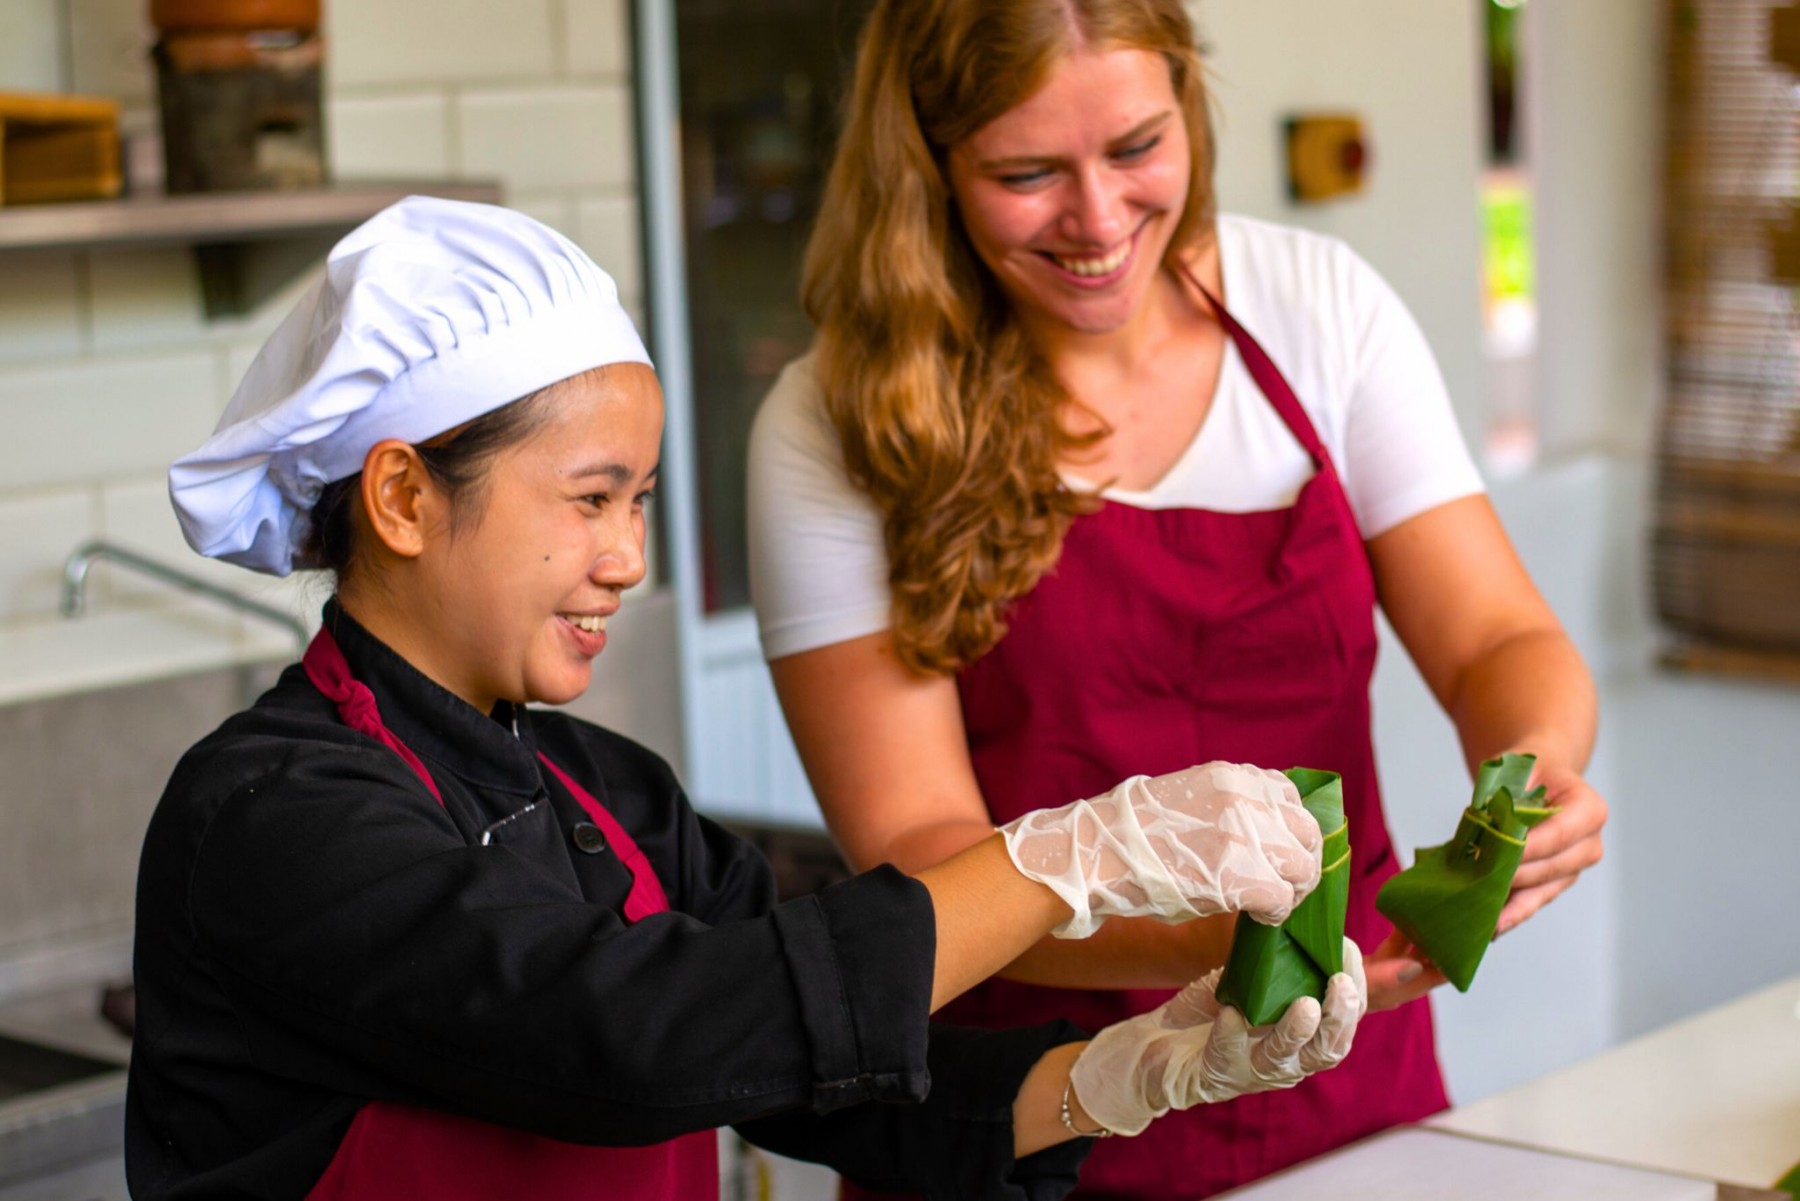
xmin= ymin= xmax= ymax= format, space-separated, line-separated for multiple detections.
xmin=571 ymin=822 xmax=607 ymax=854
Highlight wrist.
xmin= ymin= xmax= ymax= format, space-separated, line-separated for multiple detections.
xmin=1488 ymin=731 xmax=1585 ymax=775
xmin=1060 ymin=1077 xmax=1113 ymax=1139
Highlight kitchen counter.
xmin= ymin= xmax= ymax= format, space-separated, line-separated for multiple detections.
xmin=1218 ymin=974 xmax=1799 ymax=1198
xmin=0 ymin=604 xmax=298 ymax=710
xmin=1429 ymin=973 xmax=1800 ymax=1190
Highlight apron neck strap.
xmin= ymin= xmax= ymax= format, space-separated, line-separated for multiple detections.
xmin=535 ymin=753 xmax=669 ymax=921
xmin=301 ymin=624 xmax=670 ymax=922
xmin=303 ymin=626 xmax=444 ymax=805
xmin=1182 ymin=268 xmax=1330 ymax=469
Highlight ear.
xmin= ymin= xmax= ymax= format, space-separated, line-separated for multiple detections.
xmin=359 ymin=439 xmax=443 ymax=560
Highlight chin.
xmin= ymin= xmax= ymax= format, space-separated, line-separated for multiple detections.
xmin=527 ymin=671 xmax=594 ymax=709
xmin=1058 ymin=301 xmax=1138 ymax=335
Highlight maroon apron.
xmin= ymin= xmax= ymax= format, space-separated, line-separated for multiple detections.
xmin=847 ymin=289 xmax=1448 ymax=1200
xmin=299 ymin=627 xmax=719 ymax=1201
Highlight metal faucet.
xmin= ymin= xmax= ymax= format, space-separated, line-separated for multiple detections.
xmin=61 ymin=539 xmax=308 ymax=652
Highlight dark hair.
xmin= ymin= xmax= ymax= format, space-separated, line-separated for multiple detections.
xmin=301 ymin=383 xmax=564 ymax=579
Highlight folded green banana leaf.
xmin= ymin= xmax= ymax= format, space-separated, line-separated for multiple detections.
xmin=1774 ymin=1158 xmax=1800 ymax=1200
xmin=1375 ymin=752 xmax=1553 ymax=992
xmin=1214 ymin=768 xmax=1349 ymax=1027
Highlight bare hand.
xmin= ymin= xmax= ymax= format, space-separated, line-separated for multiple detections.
xmin=1497 ymin=760 xmax=1606 ymax=936
xmin=1363 ymin=926 xmax=1446 ymax=1011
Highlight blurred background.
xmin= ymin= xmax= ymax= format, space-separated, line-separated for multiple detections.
xmin=0 ymin=0 xmax=1796 ymax=1196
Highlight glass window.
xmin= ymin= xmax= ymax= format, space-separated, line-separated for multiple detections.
xmin=673 ymin=0 xmax=876 ymax=612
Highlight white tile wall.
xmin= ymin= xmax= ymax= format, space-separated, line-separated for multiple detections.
xmin=99 ymin=476 xmax=238 ymax=596
xmin=0 ymin=0 xmax=66 ymax=93
xmin=87 ymin=248 xmax=210 ymax=352
xmin=508 ymin=193 xmax=581 ymax=242
xmin=94 ymin=473 xmax=317 ymax=625
xmin=576 ymin=194 xmax=642 ymax=305
xmin=0 ymin=353 xmax=221 ymax=493
xmin=65 ymin=0 xmax=152 ymax=104
xmin=0 ymin=489 xmax=95 ymax=619
xmin=564 ymin=0 xmax=632 ymax=79
xmin=331 ymin=0 xmax=558 ymax=89
xmin=0 ymin=250 xmax=85 ymax=364
xmin=458 ymin=86 xmax=636 ymax=192
xmin=328 ymin=94 xmax=456 ymax=180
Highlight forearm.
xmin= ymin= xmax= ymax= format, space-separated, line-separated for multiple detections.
xmin=1446 ymin=627 xmax=1597 ymax=773
xmin=917 ymin=835 xmax=1070 ymax=1011
xmin=890 ymin=818 xmax=1233 ymax=993
xmin=879 ymin=797 xmax=1250 ymax=992
xmin=997 ymin=912 xmax=1234 ymax=991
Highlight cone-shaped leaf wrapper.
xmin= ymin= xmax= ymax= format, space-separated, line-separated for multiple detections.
xmin=1375 ymin=753 xmax=1553 ymax=992
xmin=1214 ymin=769 xmax=1348 ymax=1027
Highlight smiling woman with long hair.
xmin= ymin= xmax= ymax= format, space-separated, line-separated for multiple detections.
xmin=748 ymin=1 xmax=1609 ymax=1196
xmin=801 ymin=0 xmax=1215 ymax=675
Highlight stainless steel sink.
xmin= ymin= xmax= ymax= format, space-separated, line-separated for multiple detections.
xmin=0 ymin=1034 xmax=117 ymax=1103
xmin=0 ymin=987 xmax=129 ymax=1192
xmin=0 ymin=1070 xmax=126 ymax=1190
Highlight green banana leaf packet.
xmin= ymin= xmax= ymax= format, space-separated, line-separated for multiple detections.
xmin=1375 ymin=752 xmax=1553 ymax=992
xmin=1214 ymin=768 xmax=1349 ymax=1027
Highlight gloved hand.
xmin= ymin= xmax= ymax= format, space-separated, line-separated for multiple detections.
xmin=1068 ymin=938 xmax=1367 ymax=1137
xmin=1000 ymin=762 xmax=1322 ymax=938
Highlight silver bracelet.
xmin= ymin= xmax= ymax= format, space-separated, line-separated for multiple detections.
xmin=1059 ymin=1079 xmax=1113 ymax=1138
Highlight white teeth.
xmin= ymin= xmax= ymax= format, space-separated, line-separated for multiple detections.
xmin=1052 ymin=242 xmax=1131 ymax=277
xmin=565 ymin=614 xmax=608 ymax=633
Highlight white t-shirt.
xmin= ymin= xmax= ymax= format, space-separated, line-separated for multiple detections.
xmin=747 ymin=214 xmax=1484 ymax=661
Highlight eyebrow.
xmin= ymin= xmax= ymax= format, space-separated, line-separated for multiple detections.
xmin=976 ymin=111 xmax=1174 ymax=171
xmin=566 ymin=461 xmax=660 ymax=485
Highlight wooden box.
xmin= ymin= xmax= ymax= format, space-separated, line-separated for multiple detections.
xmin=0 ymin=92 xmax=123 ymax=206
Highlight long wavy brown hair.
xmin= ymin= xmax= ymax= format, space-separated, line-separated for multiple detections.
xmin=802 ymin=0 xmax=1216 ymax=675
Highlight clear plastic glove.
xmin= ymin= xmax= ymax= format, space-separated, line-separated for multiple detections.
xmin=1000 ymin=762 xmax=1322 ymax=938
xmin=1069 ymin=938 xmax=1367 ymax=1137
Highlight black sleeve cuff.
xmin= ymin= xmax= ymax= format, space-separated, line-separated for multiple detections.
xmin=735 ymin=1020 xmax=1092 ymax=1201
xmin=913 ymin=1021 xmax=1093 ymax=1200
xmin=769 ymin=865 xmax=936 ymax=1113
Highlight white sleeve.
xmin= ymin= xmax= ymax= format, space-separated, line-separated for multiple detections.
xmin=746 ymin=354 xmax=894 ymax=661
xmin=1333 ymin=246 xmax=1485 ymax=538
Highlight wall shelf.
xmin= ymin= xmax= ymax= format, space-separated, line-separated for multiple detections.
xmin=0 ymin=179 xmax=502 ymax=317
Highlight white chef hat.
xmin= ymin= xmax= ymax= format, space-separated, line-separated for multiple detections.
xmin=169 ymin=195 xmax=652 ymax=576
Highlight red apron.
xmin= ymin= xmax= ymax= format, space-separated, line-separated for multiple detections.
xmin=848 ymin=289 xmax=1448 ymax=1200
xmin=299 ymin=627 xmax=719 ymax=1201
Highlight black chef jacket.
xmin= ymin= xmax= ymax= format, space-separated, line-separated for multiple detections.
xmin=127 ymin=602 xmax=1090 ymax=1200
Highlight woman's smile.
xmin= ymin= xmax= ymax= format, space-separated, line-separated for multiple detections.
xmin=557 ymin=609 xmax=613 ymax=657
xmin=1037 ymin=220 xmax=1144 ymax=285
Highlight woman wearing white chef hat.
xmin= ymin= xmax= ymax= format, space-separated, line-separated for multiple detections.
xmin=130 ymin=196 xmax=1365 ymax=1200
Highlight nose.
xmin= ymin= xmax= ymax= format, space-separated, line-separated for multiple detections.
xmin=1062 ymin=164 xmax=1128 ymax=246
xmin=591 ymin=511 xmax=648 ymax=592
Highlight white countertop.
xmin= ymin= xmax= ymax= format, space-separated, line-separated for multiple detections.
xmin=1216 ymin=1127 xmax=1736 ymax=1200
xmin=0 ymin=600 xmax=305 ymax=710
xmin=1430 ymin=974 xmax=1800 ymax=1189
